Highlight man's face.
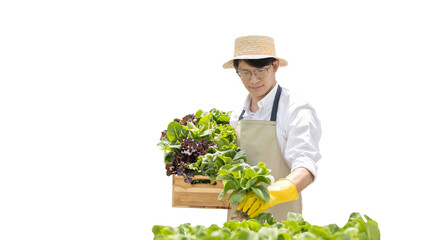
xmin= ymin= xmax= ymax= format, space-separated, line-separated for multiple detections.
xmin=237 ymin=60 xmax=279 ymax=101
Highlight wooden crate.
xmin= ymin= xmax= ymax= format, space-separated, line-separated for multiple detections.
xmin=172 ymin=175 xmax=231 ymax=209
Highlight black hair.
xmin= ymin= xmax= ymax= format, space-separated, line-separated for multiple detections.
xmin=233 ymin=57 xmax=277 ymax=69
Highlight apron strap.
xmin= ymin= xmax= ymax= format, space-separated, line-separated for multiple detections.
xmin=238 ymin=109 xmax=245 ymax=120
xmin=238 ymin=85 xmax=282 ymax=121
xmin=270 ymin=85 xmax=282 ymax=121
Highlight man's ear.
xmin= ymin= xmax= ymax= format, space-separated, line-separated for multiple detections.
xmin=273 ymin=59 xmax=280 ymax=72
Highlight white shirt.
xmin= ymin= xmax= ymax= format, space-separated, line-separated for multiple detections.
xmin=230 ymin=83 xmax=322 ymax=179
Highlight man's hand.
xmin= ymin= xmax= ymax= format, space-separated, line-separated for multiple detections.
xmin=237 ymin=179 xmax=299 ymax=218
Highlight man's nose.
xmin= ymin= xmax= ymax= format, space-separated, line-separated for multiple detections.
xmin=249 ymin=72 xmax=260 ymax=83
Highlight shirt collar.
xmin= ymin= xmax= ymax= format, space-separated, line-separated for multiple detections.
xmin=243 ymin=82 xmax=279 ymax=113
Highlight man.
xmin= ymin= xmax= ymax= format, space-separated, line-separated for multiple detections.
xmin=223 ymin=35 xmax=322 ymax=221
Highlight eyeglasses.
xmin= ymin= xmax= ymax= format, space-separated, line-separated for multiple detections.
xmin=236 ymin=65 xmax=272 ymax=81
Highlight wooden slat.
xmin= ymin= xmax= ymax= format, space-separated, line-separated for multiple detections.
xmin=172 ymin=175 xmax=231 ymax=209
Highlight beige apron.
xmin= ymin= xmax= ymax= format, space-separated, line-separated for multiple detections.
xmin=227 ymin=85 xmax=302 ymax=222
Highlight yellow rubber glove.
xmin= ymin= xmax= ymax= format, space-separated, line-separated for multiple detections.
xmin=237 ymin=179 xmax=299 ymax=218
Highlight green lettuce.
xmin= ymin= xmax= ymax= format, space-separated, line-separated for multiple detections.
xmin=216 ymin=162 xmax=275 ymax=204
xmin=152 ymin=212 xmax=380 ymax=240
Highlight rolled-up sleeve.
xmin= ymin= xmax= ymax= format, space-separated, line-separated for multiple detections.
xmin=284 ymin=107 xmax=322 ymax=179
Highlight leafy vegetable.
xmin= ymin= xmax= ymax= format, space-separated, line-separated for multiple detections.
xmin=159 ymin=109 xmax=242 ymax=182
xmin=159 ymin=109 xmax=233 ymax=183
xmin=165 ymin=137 xmax=215 ymax=183
xmin=152 ymin=212 xmax=380 ymax=240
xmin=216 ymin=162 xmax=275 ymax=204
xmin=189 ymin=147 xmax=246 ymax=180
xmin=158 ymin=108 xmax=274 ymax=205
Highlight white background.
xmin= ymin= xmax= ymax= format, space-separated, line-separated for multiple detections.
xmin=1 ymin=0 xmax=426 ymax=239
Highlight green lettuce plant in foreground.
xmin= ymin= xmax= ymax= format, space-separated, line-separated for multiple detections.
xmin=152 ymin=212 xmax=380 ymax=240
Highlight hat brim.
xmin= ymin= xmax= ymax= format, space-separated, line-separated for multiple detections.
xmin=223 ymin=55 xmax=288 ymax=69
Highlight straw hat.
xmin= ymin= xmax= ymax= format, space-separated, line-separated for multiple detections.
xmin=223 ymin=35 xmax=288 ymax=69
